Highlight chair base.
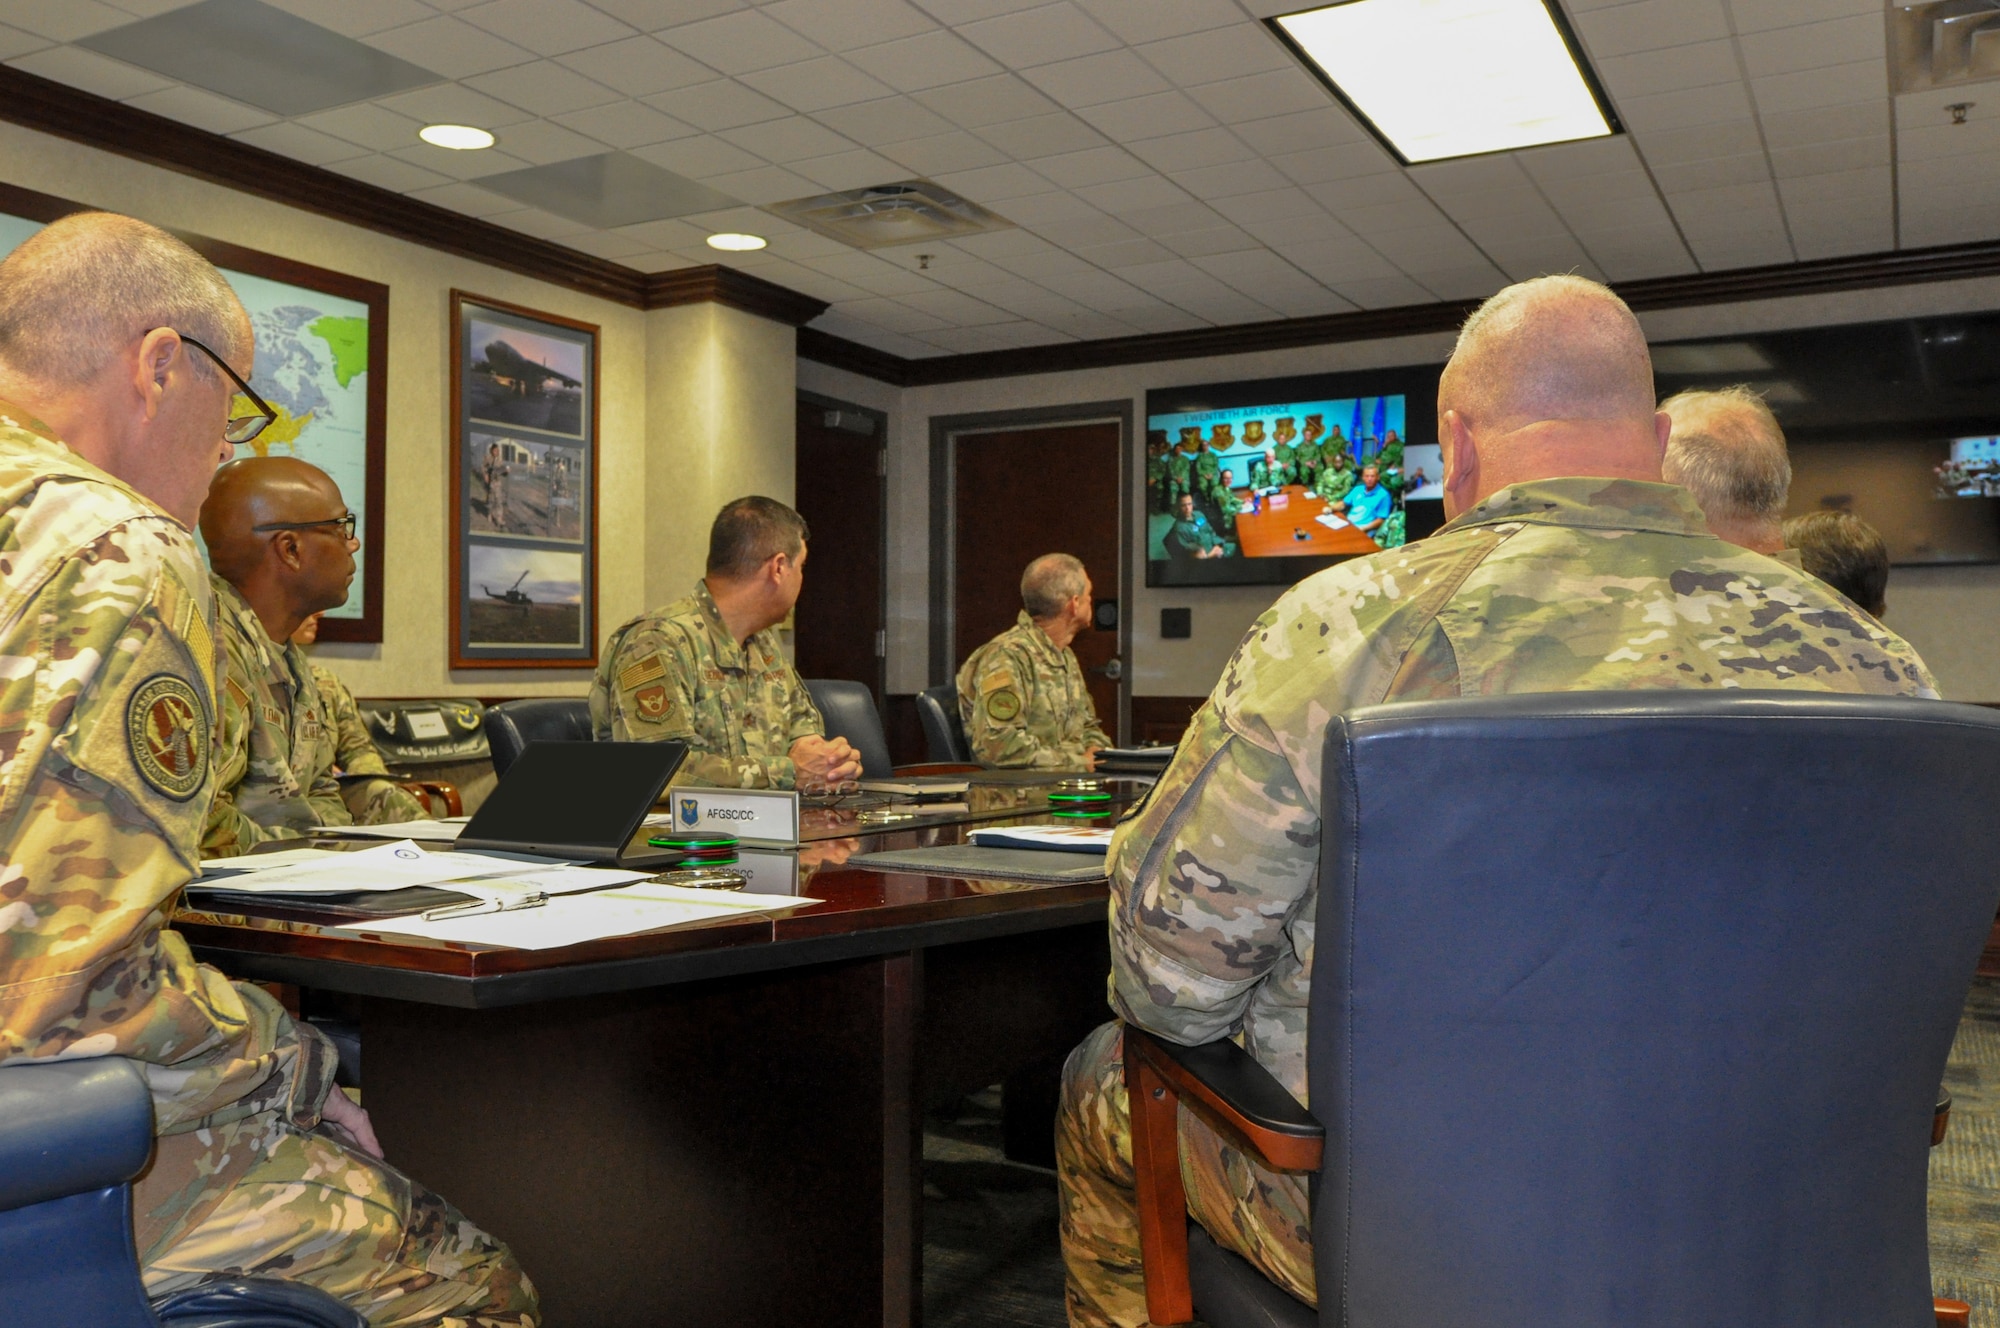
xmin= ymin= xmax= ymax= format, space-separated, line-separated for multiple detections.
xmin=1188 ymin=1224 xmax=1314 ymax=1328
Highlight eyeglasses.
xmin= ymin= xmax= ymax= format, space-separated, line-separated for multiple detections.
xmin=251 ymin=512 xmax=357 ymax=541
xmin=169 ymin=331 xmax=277 ymax=445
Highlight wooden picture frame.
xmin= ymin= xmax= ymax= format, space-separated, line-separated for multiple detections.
xmin=0 ymin=180 xmax=390 ymax=642
xmin=448 ymin=290 xmax=600 ymax=669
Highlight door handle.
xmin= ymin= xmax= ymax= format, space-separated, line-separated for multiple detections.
xmin=1094 ymin=657 xmax=1124 ymax=681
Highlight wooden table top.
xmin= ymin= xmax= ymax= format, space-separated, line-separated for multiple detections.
xmin=1231 ymin=484 xmax=1383 ymax=559
xmin=179 ymin=779 xmax=1137 ymax=1008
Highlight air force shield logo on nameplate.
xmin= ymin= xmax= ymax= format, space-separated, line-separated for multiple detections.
xmin=679 ymin=798 xmax=701 ymax=828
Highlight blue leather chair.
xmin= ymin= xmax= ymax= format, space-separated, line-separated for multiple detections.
xmin=0 ymin=1057 xmax=365 ymax=1327
xmin=803 ymin=678 xmax=895 ymax=779
xmin=1124 ymin=691 xmax=2000 ymax=1328
xmin=482 ymin=697 xmax=593 ymax=776
xmin=916 ymin=682 xmax=972 ymax=764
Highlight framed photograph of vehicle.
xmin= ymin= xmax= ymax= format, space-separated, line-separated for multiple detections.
xmin=449 ymin=291 xmax=600 ymax=668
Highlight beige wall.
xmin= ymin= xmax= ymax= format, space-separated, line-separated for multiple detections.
xmin=0 ymin=120 xmax=801 ymax=700
xmin=848 ymin=275 xmax=2000 ymax=706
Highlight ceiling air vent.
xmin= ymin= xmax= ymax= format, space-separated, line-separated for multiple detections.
xmin=762 ymin=181 xmax=1013 ymax=250
xmin=1892 ymin=0 xmax=2000 ymax=93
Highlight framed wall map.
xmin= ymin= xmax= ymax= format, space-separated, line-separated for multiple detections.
xmin=448 ymin=291 xmax=599 ymax=669
xmin=0 ymin=181 xmax=389 ymax=641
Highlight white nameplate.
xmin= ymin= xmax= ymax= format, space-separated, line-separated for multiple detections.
xmin=666 ymin=788 xmax=800 ymax=846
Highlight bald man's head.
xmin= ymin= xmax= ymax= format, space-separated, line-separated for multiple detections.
xmin=201 ymin=457 xmax=356 ymax=639
xmin=1435 ymin=276 xmax=1669 ymax=515
xmin=1440 ymin=276 xmax=1654 ymax=433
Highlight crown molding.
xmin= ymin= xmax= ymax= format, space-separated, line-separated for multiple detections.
xmin=647 ymin=265 xmax=828 ymax=326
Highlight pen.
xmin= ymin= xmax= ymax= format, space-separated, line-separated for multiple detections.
xmin=424 ymin=891 xmax=548 ymax=921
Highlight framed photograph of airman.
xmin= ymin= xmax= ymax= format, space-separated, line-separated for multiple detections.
xmin=449 ymin=292 xmax=599 ymax=668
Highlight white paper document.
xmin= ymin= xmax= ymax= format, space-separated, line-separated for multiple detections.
xmin=309 ymin=819 xmax=467 ymax=842
xmin=344 ymin=881 xmax=819 ymax=950
xmin=1315 ymin=512 xmax=1351 ymax=531
xmin=199 ymin=847 xmax=346 ymax=876
xmin=196 ymin=841 xmax=568 ymax=895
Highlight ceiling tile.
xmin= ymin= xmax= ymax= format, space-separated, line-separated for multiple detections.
xmin=1626 ymin=118 xmax=1766 ymax=164
xmin=1758 ymin=99 xmax=1886 ymax=148
xmin=878 ymin=129 xmax=1011 ymax=175
xmin=1750 ymin=60 xmax=1885 ymax=116
xmin=125 ymin=82 xmax=276 ymax=134
xmin=1736 ymin=13 xmax=1882 ymax=76
xmin=700 ymin=162 xmax=821 ymax=204
xmin=847 ymin=29 xmax=1003 ymax=92
xmin=377 ymin=82 xmax=534 ymax=131
xmin=563 ymin=229 xmax=653 ymax=260
xmin=0 ymin=22 xmax=51 ymax=60
xmin=1595 ymin=40 xmax=1742 ymax=101
xmin=551 ymin=99 xmax=694 ymax=149
xmin=630 ymin=134 xmax=766 ymax=178
xmin=1028 ymin=144 xmax=1149 ymax=188
xmin=1570 ymin=0 xmax=1731 ymax=59
xmin=1231 ymin=106 xmax=1365 ymax=157
xmin=1270 ymin=141 xmax=1400 ymax=186
xmin=1767 ymin=134 xmax=1889 ymax=177
xmin=764 ymin=0 xmax=935 ymax=52
xmin=1651 ymin=153 xmax=1773 ymax=193
xmin=1171 ymin=157 xmax=1292 ymax=200
xmin=976 ymin=111 xmax=1106 ymax=158
xmin=1204 ymin=185 xmax=1322 ymax=224
xmin=1136 ymin=24 xmax=1294 ymax=88
xmin=739 ymin=56 xmax=894 ymax=113
xmin=1127 ymin=126 xmax=1253 ymax=172
xmin=404 ymin=180 xmax=525 ymax=216
xmin=912 ymin=72 xmax=1056 ymax=126
xmin=1331 ymin=276 xmax=1437 ymax=308
xmin=643 ymin=79 xmax=790 ymax=130
xmin=9 ymin=44 xmax=174 ymax=99
xmin=1072 ymin=0 xmax=1243 ymax=45
xmin=1072 ymin=89 xmax=1215 ymax=140
xmin=229 ymin=119 xmax=372 ymax=165
xmin=5 ymin=0 xmax=133 ymax=42
xmin=957 ymin=2 xmax=1120 ymax=68
xmin=720 ymin=114 xmax=857 ymax=163
xmin=296 ymin=101 xmax=428 ymax=151
xmin=392 ymin=140 xmax=534 ymax=180
xmin=456 ymin=0 xmax=635 ymax=55
xmin=1073 ymin=236 xmax=1177 ymax=268
xmin=931 ymin=160 xmax=1049 ymax=200
xmin=586 ymin=0 xmax=745 ymax=29
xmin=1073 ymin=174 xmax=1192 ymax=212
xmin=1773 ymin=164 xmax=1890 ymax=207
xmin=1617 ymin=81 xmax=1756 ymax=132
xmin=793 ymin=147 xmax=907 ymax=189
xmin=490 ymin=204 xmax=596 ymax=239
xmin=819 ymin=95 xmax=954 ymax=144
xmin=1186 ymin=68 xmax=1332 ymax=125
xmin=485 ymin=116 xmax=607 ymax=163
xmin=1019 ymin=48 xmax=1170 ymax=109
xmin=556 ymin=35 xmax=715 ymax=96
xmin=363 ymin=16 xmax=532 ymax=79
xmin=1726 ymin=0 xmax=1879 ymax=35
xmin=465 ymin=59 xmax=621 ymax=116
xmin=326 ymin=151 xmax=453 ymax=192
xmin=1158 ymin=225 xmax=1263 ymax=258
xmin=256 ymin=0 xmax=442 ymax=39
xmin=657 ymin=9 xmax=822 ymax=74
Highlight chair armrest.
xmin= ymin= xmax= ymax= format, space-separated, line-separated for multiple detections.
xmin=1122 ymin=1026 xmax=1326 ymax=1327
xmin=0 ymin=1060 xmax=153 ymax=1211
xmin=1124 ymin=1027 xmax=1324 ymax=1172
xmin=1936 ymin=1298 xmax=1970 ymax=1326
xmin=397 ymin=779 xmax=463 ymax=818
xmin=1934 ymin=1088 xmax=1952 ymax=1148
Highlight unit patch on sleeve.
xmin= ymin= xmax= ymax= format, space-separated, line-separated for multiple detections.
xmin=635 ymin=684 xmax=672 ymax=720
xmin=127 ymin=673 xmax=209 ymax=800
xmin=984 ymin=688 xmax=1022 ymax=722
xmin=620 ymin=653 xmax=667 ymax=692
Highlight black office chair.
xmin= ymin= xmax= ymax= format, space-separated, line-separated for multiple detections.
xmin=803 ymin=679 xmax=895 ymax=780
xmin=482 ymin=698 xmax=593 ymax=777
xmin=1124 ymin=691 xmax=2000 ymax=1328
xmin=0 ymin=1057 xmax=366 ymax=1328
xmin=916 ymin=682 xmax=971 ymax=764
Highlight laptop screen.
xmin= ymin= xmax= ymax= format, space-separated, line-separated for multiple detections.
xmin=464 ymin=740 xmax=687 ymax=853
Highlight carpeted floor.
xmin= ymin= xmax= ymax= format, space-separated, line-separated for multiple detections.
xmin=924 ymin=977 xmax=2000 ymax=1328
xmin=1932 ymin=975 xmax=2000 ymax=1322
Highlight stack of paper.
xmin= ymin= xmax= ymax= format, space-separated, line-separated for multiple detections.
xmin=309 ymin=819 xmax=468 ymax=842
xmin=344 ymin=881 xmax=819 ymax=950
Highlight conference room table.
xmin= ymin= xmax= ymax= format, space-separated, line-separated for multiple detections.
xmin=177 ymin=774 xmax=1147 ymax=1328
xmin=1230 ymin=482 xmax=1383 ymax=558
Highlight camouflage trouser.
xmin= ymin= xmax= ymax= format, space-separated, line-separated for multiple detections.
xmin=341 ymin=776 xmax=430 ymax=826
xmin=136 ymin=1107 xmax=538 ymax=1327
xmin=1057 ymin=1022 xmax=1314 ymax=1328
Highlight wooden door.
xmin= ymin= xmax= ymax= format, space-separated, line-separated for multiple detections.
xmin=952 ymin=423 xmax=1121 ymax=742
xmin=794 ymin=398 xmax=884 ymax=699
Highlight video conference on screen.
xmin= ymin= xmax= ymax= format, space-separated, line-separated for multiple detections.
xmin=1145 ymin=395 xmax=1437 ymax=559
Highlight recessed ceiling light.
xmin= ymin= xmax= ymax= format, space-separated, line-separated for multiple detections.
xmin=420 ymin=123 xmax=494 ymax=150
xmin=1269 ymin=0 xmax=1617 ymax=165
xmin=706 ymin=233 xmax=767 ymax=251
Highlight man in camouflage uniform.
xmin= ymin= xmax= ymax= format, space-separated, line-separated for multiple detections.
xmin=0 ymin=212 xmax=534 ymax=1325
xmin=957 ymin=553 xmax=1112 ymax=769
xmin=481 ymin=442 xmax=509 ymax=532
xmin=293 ymin=613 xmax=429 ymax=825
xmin=1316 ymin=447 xmax=1358 ymax=503
xmin=1143 ymin=431 xmax=1170 ymax=514
xmin=591 ymin=495 xmax=860 ymax=790
xmin=1058 ymin=275 xmax=1938 ymax=1328
xmin=1248 ymin=448 xmax=1289 ymax=489
xmin=1164 ymin=428 xmax=1199 ymax=509
xmin=199 ymin=457 xmax=421 ymax=855
xmin=1201 ymin=467 xmax=1240 ymax=536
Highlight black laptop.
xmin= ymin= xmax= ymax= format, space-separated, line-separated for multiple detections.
xmin=456 ymin=739 xmax=688 ymax=867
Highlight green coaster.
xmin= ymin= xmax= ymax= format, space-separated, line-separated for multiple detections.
xmin=648 ymin=834 xmax=741 ymax=850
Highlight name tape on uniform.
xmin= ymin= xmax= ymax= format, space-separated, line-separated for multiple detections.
xmin=668 ymin=788 xmax=800 ymax=845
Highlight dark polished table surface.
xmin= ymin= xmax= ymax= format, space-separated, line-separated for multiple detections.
xmin=179 ymin=776 xmax=1138 ymax=1328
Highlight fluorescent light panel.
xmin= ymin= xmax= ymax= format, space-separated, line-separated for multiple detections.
xmin=1271 ymin=0 xmax=1616 ymax=165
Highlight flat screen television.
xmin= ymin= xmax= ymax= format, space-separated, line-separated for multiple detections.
xmin=1145 ymin=365 xmax=1443 ymax=587
xmin=1651 ymin=313 xmax=2000 ymax=565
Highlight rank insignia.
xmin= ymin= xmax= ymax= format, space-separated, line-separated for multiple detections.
xmin=635 ymin=684 xmax=672 ymax=720
xmin=984 ymin=689 xmax=1021 ymax=722
xmin=128 ymin=674 xmax=208 ymax=800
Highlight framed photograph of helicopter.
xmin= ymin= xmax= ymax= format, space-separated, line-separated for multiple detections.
xmin=448 ymin=291 xmax=600 ymax=668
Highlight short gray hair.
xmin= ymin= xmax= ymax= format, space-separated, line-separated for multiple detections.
xmin=1021 ymin=553 xmax=1087 ymax=619
xmin=1443 ymin=274 xmax=1654 ymax=431
xmin=0 ymin=213 xmax=248 ymax=389
xmin=1660 ymin=386 xmax=1791 ymax=522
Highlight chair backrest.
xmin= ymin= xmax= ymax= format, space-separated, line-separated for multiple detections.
xmin=916 ymin=683 xmax=971 ymax=764
xmin=1311 ymin=691 xmax=2000 ymax=1328
xmin=803 ymin=679 xmax=895 ymax=780
xmin=483 ymin=698 xmax=593 ymax=777
xmin=0 ymin=1058 xmax=159 ymax=1327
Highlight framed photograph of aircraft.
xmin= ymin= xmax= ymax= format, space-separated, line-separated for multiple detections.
xmin=449 ymin=291 xmax=599 ymax=668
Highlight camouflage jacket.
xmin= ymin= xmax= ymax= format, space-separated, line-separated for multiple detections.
xmin=311 ymin=663 xmax=425 ymax=825
xmin=200 ymin=577 xmax=352 ymax=857
xmin=0 ymin=408 xmax=335 ymax=1134
xmin=1108 ymin=478 xmax=1938 ymax=1101
xmin=590 ymin=581 xmax=825 ymax=789
xmin=957 ymin=610 xmax=1111 ymax=769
